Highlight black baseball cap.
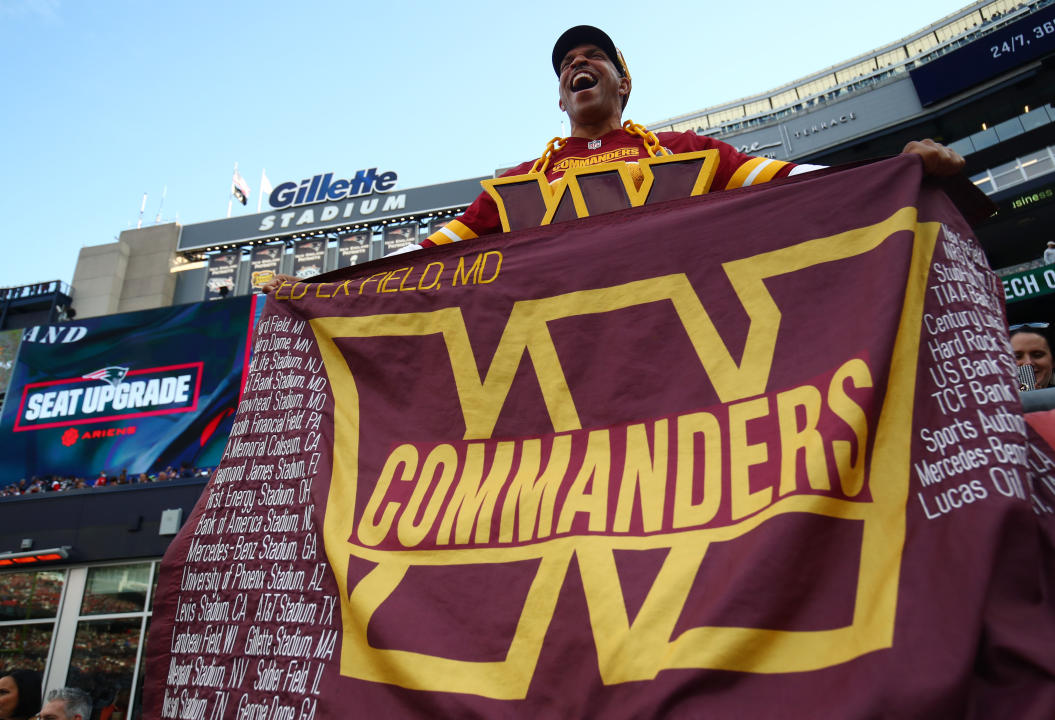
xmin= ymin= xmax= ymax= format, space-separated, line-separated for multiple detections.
xmin=551 ymin=25 xmax=628 ymax=78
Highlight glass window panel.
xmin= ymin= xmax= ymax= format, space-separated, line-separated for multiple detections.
xmin=991 ymin=168 xmax=1023 ymax=185
xmin=799 ymin=75 xmax=837 ymax=98
xmin=708 ymin=107 xmax=745 ymax=126
xmin=150 ymin=562 xmax=159 ymax=611
xmin=907 ymin=35 xmax=939 ymax=57
xmin=991 ymin=167 xmax=1025 ymax=191
xmin=743 ymin=99 xmax=770 ymax=116
xmin=0 ymin=623 xmax=53 ymax=672
xmin=81 ymin=564 xmax=152 ymax=616
xmin=1020 ymin=106 xmax=1052 ymax=132
xmin=991 ymin=157 xmax=1023 ymax=177
xmin=876 ymin=47 xmax=907 ymax=68
xmin=981 ymin=1 xmax=1011 ymax=20
xmin=1021 ymin=154 xmax=1054 ymax=181
xmin=771 ymin=89 xmax=798 ymax=109
xmin=936 ymin=15 xmax=980 ymax=42
xmin=0 ymin=570 xmax=65 ymax=620
xmin=994 ymin=116 xmax=1024 ymax=142
xmin=971 ymin=128 xmax=999 ymax=151
xmin=66 ymin=618 xmax=142 ymax=710
xmin=835 ymin=58 xmax=876 ymax=84
xmin=129 ymin=618 xmax=149 ymax=720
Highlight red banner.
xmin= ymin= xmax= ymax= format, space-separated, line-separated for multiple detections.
xmin=144 ymin=156 xmax=1055 ymax=718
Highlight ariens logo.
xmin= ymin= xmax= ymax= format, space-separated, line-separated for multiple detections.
xmin=61 ymin=425 xmax=137 ymax=446
xmin=269 ymin=170 xmax=397 ymax=210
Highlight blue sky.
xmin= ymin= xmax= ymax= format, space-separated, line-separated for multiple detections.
xmin=0 ymin=0 xmax=973 ymax=290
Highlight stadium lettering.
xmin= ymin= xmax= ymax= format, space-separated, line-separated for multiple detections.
xmin=258 ymin=194 xmax=408 ymax=232
xmin=356 ymin=358 xmax=872 ymax=548
xmin=22 ymin=325 xmax=88 ymax=343
xmin=23 ymin=374 xmax=194 ymax=420
xmin=268 ymin=169 xmax=397 ymax=209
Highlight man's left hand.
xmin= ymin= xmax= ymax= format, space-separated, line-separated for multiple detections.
xmin=902 ymin=139 xmax=966 ymax=177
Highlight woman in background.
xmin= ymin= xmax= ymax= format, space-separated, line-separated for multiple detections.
xmin=1010 ymin=322 xmax=1055 ymax=390
xmin=0 ymin=669 xmax=41 ymax=720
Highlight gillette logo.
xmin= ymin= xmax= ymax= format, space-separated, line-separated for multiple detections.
xmin=269 ymin=169 xmax=398 ymax=209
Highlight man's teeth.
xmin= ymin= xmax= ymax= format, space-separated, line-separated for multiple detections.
xmin=572 ymin=72 xmax=597 ymax=90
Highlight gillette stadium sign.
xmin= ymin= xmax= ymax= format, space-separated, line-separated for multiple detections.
xmin=177 ymin=173 xmax=485 ymax=253
xmin=268 ymin=169 xmax=398 ymax=209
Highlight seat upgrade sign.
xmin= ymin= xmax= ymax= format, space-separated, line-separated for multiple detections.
xmin=16 ymin=363 xmax=202 ymax=430
xmin=0 ymin=298 xmax=255 ymax=476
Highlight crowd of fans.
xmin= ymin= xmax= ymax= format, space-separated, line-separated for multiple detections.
xmin=0 ymin=464 xmax=212 ymax=498
xmin=0 ymin=570 xmax=62 ymax=619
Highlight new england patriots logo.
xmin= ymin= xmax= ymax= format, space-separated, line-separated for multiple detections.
xmin=82 ymin=366 xmax=129 ymax=387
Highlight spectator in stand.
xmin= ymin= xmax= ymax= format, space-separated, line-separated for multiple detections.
xmin=0 ymin=466 xmax=210 ymax=499
xmin=36 ymin=687 xmax=92 ymax=720
xmin=1043 ymin=241 xmax=1055 ymax=266
xmin=0 ymin=669 xmax=42 ymax=720
xmin=1010 ymin=322 xmax=1055 ymax=390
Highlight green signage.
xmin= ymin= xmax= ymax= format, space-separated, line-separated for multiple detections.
xmin=1001 ymin=264 xmax=1055 ymax=303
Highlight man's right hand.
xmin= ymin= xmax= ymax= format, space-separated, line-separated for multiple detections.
xmin=386 ymin=243 xmax=423 ymax=257
xmin=261 ymin=274 xmax=299 ymax=294
xmin=901 ymin=139 xmax=965 ymax=176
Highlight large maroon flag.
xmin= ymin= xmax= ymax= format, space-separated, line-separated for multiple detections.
xmin=144 ymin=156 xmax=1054 ymax=718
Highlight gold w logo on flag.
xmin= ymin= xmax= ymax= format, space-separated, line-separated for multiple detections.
xmin=482 ymin=150 xmax=720 ymax=232
xmin=313 ymin=207 xmax=938 ymax=699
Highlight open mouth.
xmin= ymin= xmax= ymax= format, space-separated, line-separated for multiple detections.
xmin=571 ymin=71 xmax=598 ymax=92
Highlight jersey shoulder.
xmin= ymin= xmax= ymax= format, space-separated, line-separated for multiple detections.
xmin=655 ymin=130 xmax=733 ymax=153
